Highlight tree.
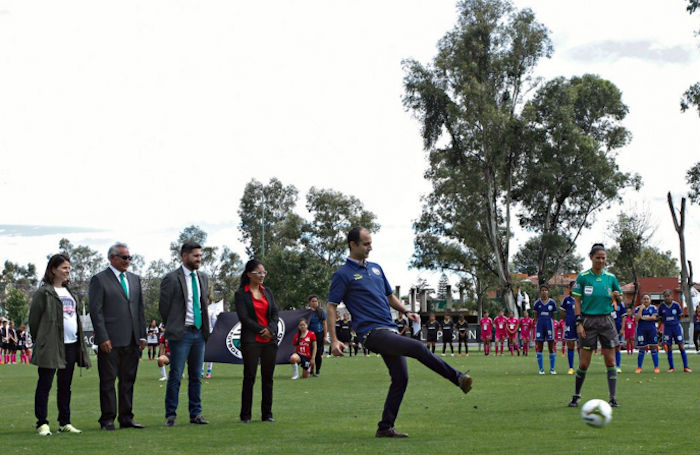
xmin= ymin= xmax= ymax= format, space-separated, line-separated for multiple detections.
xmin=516 ymin=75 xmax=638 ymax=284
xmin=404 ymin=0 xmax=552 ymax=315
xmin=686 ymin=161 xmax=700 ymax=204
xmin=238 ymin=178 xmax=302 ymax=258
xmin=680 ymin=1 xmax=700 ymax=114
xmin=169 ymin=225 xmax=218 ymax=273
xmin=301 ymin=187 xmax=380 ymax=290
xmin=214 ymin=247 xmax=243 ymax=308
xmin=512 ymin=235 xmax=583 ymax=278
xmin=437 ymin=273 xmax=449 ymax=299
xmin=4 ymin=286 xmax=28 ymax=325
xmin=57 ymin=238 xmax=105 ymax=312
xmin=607 ymin=246 xmax=679 ymax=283
xmin=142 ymin=259 xmax=170 ymax=324
xmin=260 ymin=246 xmax=327 ymax=310
xmin=667 ymin=193 xmax=692 ymax=312
xmin=0 ymin=260 xmax=38 ymax=297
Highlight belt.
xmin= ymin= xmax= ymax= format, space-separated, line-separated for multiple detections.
xmin=363 ymin=327 xmax=398 ymax=343
xmin=186 ymin=325 xmax=201 ymax=332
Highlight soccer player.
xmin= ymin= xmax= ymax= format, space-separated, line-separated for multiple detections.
xmin=623 ymin=307 xmax=636 ymax=355
xmin=519 ymin=312 xmax=533 ymax=356
xmin=157 ymin=339 xmax=171 ymax=381
xmin=441 ymin=314 xmax=454 ymax=356
xmin=553 ymin=318 xmax=564 ymax=356
xmin=425 ymin=313 xmax=439 ymax=354
xmin=658 ymin=289 xmax=691 ymax=373
xmin=611 ymin=296 xmax=626 ymax=373
xmin=328 ymin=227 xmax=472 ymax=438
xmin=290 ymin=319 xmax=317 ymax=379
xmin=568 ymin=243 xmax=622 ymax=409
xmin=505 ymin=312 xmax=520 ymax=356
xmin=338 ymin=313 xmax=353 ymax=356
xmin=634 ymin=294 xmax=660 ymax=374
xmin=456 ymin=315 xmax=469 ymax=357
xmin=480 ymin=311 xmax=493 ymax=356
xmin=693 ymin=305 xmax=700 ymax=352
xmin=395 ymin=312 xmax=409 ymax=338
xmin=533 ymin=285 xmax=557 ymax=374
xmin=560 ymin=281 xmax=577 ymax=374
xmin=493 ymin=310 xmax=507 ymax=356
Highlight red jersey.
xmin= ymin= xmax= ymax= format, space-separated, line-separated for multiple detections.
xmin=480 ymin=317 xmax=493 ymax=339
xmin=293 ymin=330 xmax=316 ymax=358
xmin=623 ymin=315 xmax=636 ymax=338
xmin=519 ymin=317 xmax=533 ymax=340
xmin=493 ymin=315 xmax=507 ymax=337
xmin=506 ymin=317 xmax=519 ymax=336
xmin=554 ymin=320 xmax=564 ymax=340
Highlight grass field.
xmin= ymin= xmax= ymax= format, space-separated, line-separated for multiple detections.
xmin=0 ymin=349 xmax=697 ymax=454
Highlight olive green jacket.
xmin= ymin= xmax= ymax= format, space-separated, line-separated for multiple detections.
xmin=28 ymin=283 xmax=91 ymax=370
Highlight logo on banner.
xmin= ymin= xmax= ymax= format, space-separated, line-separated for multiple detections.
xmin=225 ymin=319 xmax=286 ymax=359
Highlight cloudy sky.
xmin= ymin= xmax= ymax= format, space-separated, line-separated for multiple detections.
xmin=0 ymin=0 xmax=698 ymax=297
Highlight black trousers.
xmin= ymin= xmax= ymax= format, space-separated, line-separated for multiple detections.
xmin=363 ymin=329 xmax=462 ymax=431
xmin=35 ymin=342 xmax=78 ymax=428
xmin=96 ymin=344 xmax=140 ymax=425
xmin=240 ymin=342 xmax=278 ymax=420
xmin=312 ymin=331 xmax=324 ymax=373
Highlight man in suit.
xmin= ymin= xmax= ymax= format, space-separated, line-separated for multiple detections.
xmin=159 ymin=241 xmax=210 ymax=427
xmin=89 ymin=242 xmax=146 ymax=430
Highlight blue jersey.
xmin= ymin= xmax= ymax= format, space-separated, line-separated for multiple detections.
xmin=534 ymin=299 xmax=557 ymax=321
xmin=635 ymin=305 xmax=657 ymax=331
xmin=308 ymin=308 xmax=326 ymax=333
xmin=328 ymin=258 xmax=395 ymax=338
xmin=561 ymin=296 xmax=575 ymax=326
xmin=658 ymin=301 xmax=682 ymax=327
xmin=611 ymin=301 xmax=626 ymax=331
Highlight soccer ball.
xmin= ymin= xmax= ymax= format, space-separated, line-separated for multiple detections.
xmin=580 ymin=399 xmax=612 ymax=428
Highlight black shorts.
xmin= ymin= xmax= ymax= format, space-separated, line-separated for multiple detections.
xmin=427 ymin=333 xmax=437 ymax=342
xmin=579 ymin=314 xmax=620 ymax=350
xmin=298 ymin=354 xmax=312 ymax=371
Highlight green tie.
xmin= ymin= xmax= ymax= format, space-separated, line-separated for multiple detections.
xmin=119 ymin=272 xmax=129 ymax=299
xmin=191 ymin=272 xmax=201 ymax=329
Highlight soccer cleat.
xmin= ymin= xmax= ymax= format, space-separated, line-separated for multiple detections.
xmin=457 ymin=353 xmax=462 ymax=357
xmin=458 ymin=372 xmax=472 ymax=394
xmin=451 ymin=353 xmax=454 ymax=357
xmin=634 ymin=368 xmax=642 ymax=374
xmin=465 ymin=353 xmax=469 ymax=357
xmin=567 ymin=368 xmax=574 ymax=375
xmin=608 ymin=398 xmax=620 ymax=408
xmin=568 ymin=395 xmax=581 ymax=407
xmin=653 ymin=367 xmax=660 ymax=373
xmin=683 ymin=367 xmax=693 ymax=373
xmin=291 ymin=374 xmax=299 ymax=380
xmin=441 ymin=353 xmax=446 ymax=357
xmin=58 ymin=424 xmax=82 ymax=434
xmin=667 ymin=368 xmax=675 ymax=373
xmin=205 ymin=373 xmax=212 ymax=379
xmin=158 ymin=376 xmax=167 ymax=381
xmin=37 ymin=424 xmax=52 ymax=436
xmin=549 ymin=369 xmax=557 ymax=375
xmin=616 ymin=367 xmax=622 ymax=374
xmin=539 ymin=370 xmax=545 ymax=375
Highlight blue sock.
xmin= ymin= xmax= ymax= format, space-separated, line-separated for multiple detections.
xmin=615 ymin=350 xmax=621 ymax=367
xmin=651 ymin=350 xmax=659 ymax=368
xmin=681 ymin=349 xmax=688 ymax=368
xmin=549 ymin=353 xmax=556 ymax=370
xmin=567 ymin=349 xmax=575 ymax=369
xmin=667 ymin=350 xmax=675 ymax=370
xmin=637 ymin=350 xmax=645 ymax=368
xmin=537 ymin=352 xmax=543 ymax=371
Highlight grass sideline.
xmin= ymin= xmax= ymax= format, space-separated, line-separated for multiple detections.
xmin=0 ymin=350 xmax=697 ymax=454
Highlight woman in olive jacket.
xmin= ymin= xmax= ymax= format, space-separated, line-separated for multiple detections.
xmin=234 ymin=258 xmax=279 ymax=423
xmin=29 ymin=254 xmax=91 ymax=436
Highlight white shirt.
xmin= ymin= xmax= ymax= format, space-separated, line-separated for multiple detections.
xmin=109 ymin=265 xmax=129 ymax=297
xmin=182 ymin=265 xmax=200 ymax=326
xmin=55 ymin=286 xmax=78 ymax=343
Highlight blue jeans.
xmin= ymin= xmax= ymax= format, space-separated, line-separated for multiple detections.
xmin=165 ymin=329 xmax=205 ymax=419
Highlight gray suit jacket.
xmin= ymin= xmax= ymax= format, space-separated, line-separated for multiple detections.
xmin=89 ymin=268 xmax=146 ymax=347
xmin=159 ymin=267 xmax=210 ymax=341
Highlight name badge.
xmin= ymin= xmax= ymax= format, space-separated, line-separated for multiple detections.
xmin=584 ymin=286 xmax=593 ymax=295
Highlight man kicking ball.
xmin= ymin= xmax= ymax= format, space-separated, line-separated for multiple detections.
xmin=327 ymin=227 xmax=472 ymax=438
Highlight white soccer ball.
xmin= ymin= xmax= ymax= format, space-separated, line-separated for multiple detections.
xmin=580 ymin=399 xmax=612 ymax=428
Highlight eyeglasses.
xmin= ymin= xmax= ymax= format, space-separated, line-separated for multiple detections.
xmin=117 ymin=255 xmax=132 ymax=260
xmin=249 ymin=271 xmax=267 ymax=276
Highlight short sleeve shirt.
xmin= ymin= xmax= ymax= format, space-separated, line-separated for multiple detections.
xmin=561 ymin=296 xmax=576 ymax=325
xmin=658 ymin=302 xmax=682 ymax=327
xmin=293 ymin=330 xmax=316 ymax=358
xmin=572 ymin=269 xmax=621 ymax=315
xmin=328 ymin=258 xmax=395 ymax=338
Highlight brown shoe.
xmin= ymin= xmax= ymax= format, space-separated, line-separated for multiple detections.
xmin=375 ymin=427 xmax=408 ymax=438
xmin=458 ymin=373 xmax=472 ymax=394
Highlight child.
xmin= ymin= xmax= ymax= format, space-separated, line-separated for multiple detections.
xmin=505 ymin=312 xmax=520 ymax=356
xmin=480 ymin=311 xmax=493 ymax=356
xmin=290 ymin=319 xmax=317 ymax=379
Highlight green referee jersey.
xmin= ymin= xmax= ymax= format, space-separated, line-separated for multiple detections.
xmin=571 ymin=268 xmax=621 ymax=315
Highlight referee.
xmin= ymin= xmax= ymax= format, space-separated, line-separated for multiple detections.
xmin=327 ymin=227 xmax=472 ymax=438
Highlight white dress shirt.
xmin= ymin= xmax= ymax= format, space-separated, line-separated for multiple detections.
xmin=182 ymin=265 xmax=200 ymax=326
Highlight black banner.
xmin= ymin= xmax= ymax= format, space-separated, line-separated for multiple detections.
xmin=204 ymin=309 xmax=314 ymax=364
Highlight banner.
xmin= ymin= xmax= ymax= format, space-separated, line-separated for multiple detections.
xmin=204 ymin=309 xmax=314 ymax=365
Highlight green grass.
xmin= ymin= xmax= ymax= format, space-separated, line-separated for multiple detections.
xmin=0 ymin=349 xmax=697 ymax=454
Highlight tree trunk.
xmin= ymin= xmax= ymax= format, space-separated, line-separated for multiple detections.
xmin=667 ymin=192 xmax=692 ymax=310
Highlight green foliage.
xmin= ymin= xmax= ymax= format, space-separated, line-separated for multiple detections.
xmin=680 ymin=82 xmax=700 ymax=116
xmin=436 ymin=273 xmax=449 ymax=299
xmin=513 ymin=234 xmax=583 ymax=277
xmin=4 ymin=286 xmax=28 ymax=325
xmin=142 ymin=259 xmax=170 ymax=323
xmin=607 ymin=246 xmax=680 ymax=284
xmin=260 ymin=246 xmax=327 ymax=310
xmin=213 ymin=247 xmax=243 ymax=308
xmin=169 ymin=225 xmax=219 ymax=272
xmin=0 ymin=260 xmax=38 ymax=296
xmin=238 ymin=178 xmax=302 ymax=258
xmin=687 ymin=161 xmax=700 ymax=204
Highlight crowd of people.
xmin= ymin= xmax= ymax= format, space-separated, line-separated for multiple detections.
xmin=9 ymin=228 xmax=698 ymax=439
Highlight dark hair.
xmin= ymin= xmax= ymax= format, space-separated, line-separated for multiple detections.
xmin=662 ymin=289 xmax=672 ymax=296
xmin=307 ymin=295 xmax=318 ymax=302
xmin=42 ymin=254 xmax=70 ymax=285
xmin=347 ymin=226 xmax=364 ymax=249
xmin=589 ymin=243 xmax=605 ymax=257
xmin=539 ymin=283 xmax=549 ymax=291
xmin=181 ymin=241 xmax=202 ymax=256
xmin=569 ymin=280 xmax=576 ymax=288
xmin=239 ymin=259 xmax=264 ymax=290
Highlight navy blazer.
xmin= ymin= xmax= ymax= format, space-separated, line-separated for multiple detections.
xmin=234 ymin=286 xmax=279 ymax=346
